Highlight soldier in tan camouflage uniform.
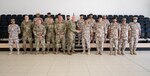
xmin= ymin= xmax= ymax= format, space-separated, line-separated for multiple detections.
xmin=81 ymin=19 xmax=91 ymax=55
xmin=129 ymin=17 xmax=141 ymax=55
xmin=55 ymin=15 xmax=66 ymax=54
xmin=102 ymin=15 xmax=110 ymax=42
xmin=21 ymin=15 xmax=33 ymax=54
xmin=95 ymin=17 xmax=107 ymax=55
xmin=118 ymin=18 xmax=129 ymax=55
xmin=8 ymin=19 xmax=21 ymax=55
xmin=77 ymin=15 xmax=84 ymax=45
xmin=88 ymin=14 xmax=96 ymax=43
xmin=109 ymin=17 xmax=120 ymax=56
xmin=45 ymin=18 xmax=55 ymax=54
xmin=33 ymin=19 xmax=46 ymax=54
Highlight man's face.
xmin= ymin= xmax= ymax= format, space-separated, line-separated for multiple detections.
xmin=122 ymin=20 xmax=126 ymax=24
xmin=89 ymin=15 xmax=93 ymax=18
xmin=36 ymin=19 xmax=42 ymax=25
xmin=72 ymin=16 xmax=75 ymax=22
xmin=11 ymin=20 xmax=15 ymax=24
xmin=113 ymin=19 xmax=117 ymax=22
xmin=98 ymin=18 xmax=102 ymax=22
xmin=47 ymin=14 xmax=51 ymax=17
xmin=58 ymin=16 xmax=63 ymax=23
xmin=25 ymin=16 xmax=29 ymax=21
xmin=80 ymin=16 xmax=83 ymax=19
xmin=67 ymin=16 xmax=70 ymax=20
xmin=36 ymin=14 xmax=40 ymax=17
xmin=103 ymin=16 xmax=107 ymax=19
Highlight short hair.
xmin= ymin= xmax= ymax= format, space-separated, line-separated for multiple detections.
xmin=66 ymin=15 xmax=70 ymax=17
xmin=47 ymin=12 xmax=51 ymax=15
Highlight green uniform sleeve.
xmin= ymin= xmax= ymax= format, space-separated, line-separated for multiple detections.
xmin=68 ymin=21 xmax=77 ymax=33
xmin=42 ymin=26 xmax=46 ymax=37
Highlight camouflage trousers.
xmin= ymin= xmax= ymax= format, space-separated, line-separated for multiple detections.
xmin=96 ymin=37 xmax=104 ymax=52
xmin=110 ymin=38 xmax=118 ymax=52
xmin=9 ymin=38 xmax=20 ymax=50
xmin=67 ymin=34 xmax=75 ymax=53
xmin=46 ymin=34 xmax=55 ymax=51
xmin=129 ymin=36 xmax=139 ymax=53
xmin=34 ymin=37 xmax=45 ymax=52
xmin=119 ymin=38 xmax=127 ymax=52
xmin=55 ymin=35 xmax=65 ymax=52
xmin=77 ymin=33 xmax=82 ymax=44
xmin=82 ymin=36 xmax=91 ymax=50
xmin=22 ymin=36 xmax=33 ymax=51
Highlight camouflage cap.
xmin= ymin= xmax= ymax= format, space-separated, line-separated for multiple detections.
xmin=133 ymin=17 xmax=138 ymax=20
xmin=36 ymin=13 xmax=40 ymax=15
xmin=122 ymin=18 xmax=126 ymax=21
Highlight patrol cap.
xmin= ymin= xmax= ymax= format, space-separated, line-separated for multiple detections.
xmin=36 ymin=13 xmax=40 ymax=15
xmin=122 ymin=18 xmax=126 ymax=21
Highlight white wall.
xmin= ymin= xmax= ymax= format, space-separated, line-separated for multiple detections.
xmin=0 ymin=0 xmax=149 ymax=19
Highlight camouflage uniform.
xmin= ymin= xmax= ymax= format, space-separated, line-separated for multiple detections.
xmin=45 ymin=23 xmax=55 ymax=53
xmin=88 ymin=19 xmax=96 ymax=43
xmin=8 ymin=24 xmax=21 ymax=54
xmin=21 ymin=20 xmax=33 ymax=53
xmin=77 ymin=19 xmax=84 ymax=45
xmin=33 ymin=17 xmax=43 ymax=25
xmin=109 ymin=23 xmax=120 ymax=55
xmin=55 ymin=22 xmax=66 ymax=54
xmin=82 ymin=24 xmax=91 ymax=54
xmin=66 ymin=21 xmax=78 ymax=55
xmin=33 ymin=24 xmax=46 ymax=54
xmin=44 ymin=17 xmax=52 ymax=25
xmin=129 ymin=21 xmax=141 ymax=55
xmin=119 ymin=23 xmax=129 ymax=55
xmin=95 ymin=22 xmax=107 ymax=55
xmin=103 ymin=19 xmax=110 ymax=42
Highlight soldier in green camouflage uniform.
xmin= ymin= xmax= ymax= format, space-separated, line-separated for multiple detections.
xmin=44 ymin=12 xmax=52 ymax=25
xmin=129 ymin=17 xmax=141 ymax=55
xmin=21 ymin=15 xmax=33 ymax=54
xmin=55 ymin=15 xmax=66 ymax=54
xmin=33 ymin=19 xmax=46 ymax=54
xmin=66 ymin=15 xmax=80 ymax=55
xmin=45 ymin=18 xmax=55 ymax=53
xmin=33 ymin=13 xmax=43 ymax=25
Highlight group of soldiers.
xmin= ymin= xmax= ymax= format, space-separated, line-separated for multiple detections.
xmin=8 ymin=13 xmax=141 ymax=56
